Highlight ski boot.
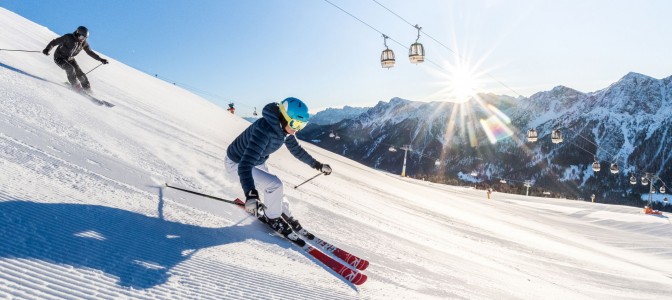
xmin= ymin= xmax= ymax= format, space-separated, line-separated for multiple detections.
xmin=265 ymin=216 xmax=305 ymax=247
xmin=71 ymin=83 xmax=84 ymax=93
xmin=82 ymin=86 xmax=93 ymax=95
xmin=283 ymin=214 xmax=314 ymax=240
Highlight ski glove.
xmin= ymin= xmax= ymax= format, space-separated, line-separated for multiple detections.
xmin=42 ymin=48 xmax=49 ymax=56
xmin=245 ymin=189 xmax=260 ymax=216
xmin=100 ymin=59 xmax=109 ymax=64
xmin=313 ymin=162 xmax=332 ymax=175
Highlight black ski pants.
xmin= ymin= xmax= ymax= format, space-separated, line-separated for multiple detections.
xmin=54 ymin=57 xmax=90 ymax=89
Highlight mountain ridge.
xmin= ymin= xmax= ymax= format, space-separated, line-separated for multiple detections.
xmin=301 ymin=73 xmax=672 ymax=210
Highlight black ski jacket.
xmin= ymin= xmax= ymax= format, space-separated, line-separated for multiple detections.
xmin=44 ymin=33 xmax=104 ymax=62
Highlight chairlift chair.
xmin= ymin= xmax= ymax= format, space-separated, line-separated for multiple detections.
xmin=641 ymin=176 xmax=649 ymax=186
xmin=252 ymin=107 xmax=258 ymax=116
xmin=660 ymin=186 xmax=666 ymax=194
xmin=329 ymin=131 xmax=335 ymax=138
xmin=551 ymin=129 xmax=563 ymax=144
xmin=434 ymin=159 xmax=440 ymax=166
xmin=592 ymin=161 xmax=601 ymax=172
xmin=629 ymin=175 xmax=637 ymax=185
xmin=526 ymin=128 xmax=538 ymax=142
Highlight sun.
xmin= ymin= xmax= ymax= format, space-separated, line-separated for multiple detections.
xmin=449 ymin=64 xmax=479 ymax=103
xmin=428 ymin=57 xmax=484 ymax=103
xmin=426 ymin=57 xmax=516 ymax=148
xmin=448 ymin=66 xmax=477 ymax=102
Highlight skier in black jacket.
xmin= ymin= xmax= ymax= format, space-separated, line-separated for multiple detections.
xmin=42 ymin=26 xmax=109 ymax=93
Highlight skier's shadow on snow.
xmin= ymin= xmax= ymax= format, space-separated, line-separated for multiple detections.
xmin=0 ymin=199 xmax=248 ymax=289
xmin=0 ymin=62 xmax=49 ymax=82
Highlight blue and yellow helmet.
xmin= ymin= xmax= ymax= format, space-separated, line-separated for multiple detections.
xmin=279 ymin=97 xmax=309 ymax=130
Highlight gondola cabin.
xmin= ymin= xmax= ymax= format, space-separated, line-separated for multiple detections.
xmin=409 ymin=42 xmax=425 ymax=64
xmin=526 ymin=129 xmax=538 ymax=142
xmin=609 ymin=163 xmax=619 ymax=174
xmin=381 ymin=48 xmax=395 ymax=68
xmin=551 ymin=130 xmax=563 ymax=144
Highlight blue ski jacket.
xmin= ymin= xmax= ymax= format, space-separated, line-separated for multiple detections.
xmin=226 ymin=102 xmax=317 ymax=195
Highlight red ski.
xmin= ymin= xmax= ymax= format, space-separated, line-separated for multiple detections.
xmin=164 ymin=183 xmax=368 ymax=285
xmin=312 ymin=238 xmax=369 ymax=271
xmin=232 ymin=198 xmax=370 ymax=270
xmin=303 ymin=244 xmax=367 ymax=285
xmin=233 ymin=197 xmax=368 ymax=285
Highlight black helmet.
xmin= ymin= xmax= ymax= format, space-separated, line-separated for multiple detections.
xmin=74 ymin=26 xmax=89 ymax=39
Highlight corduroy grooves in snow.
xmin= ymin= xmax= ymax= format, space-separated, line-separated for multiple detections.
xmin=1 ymin=7 xmax=671 ymax=300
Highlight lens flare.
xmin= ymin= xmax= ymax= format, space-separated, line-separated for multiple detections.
xmin=479 ymin=115 xmax=514 ymax=144
xmin=486 ymin=104 xmax=511 ymax=124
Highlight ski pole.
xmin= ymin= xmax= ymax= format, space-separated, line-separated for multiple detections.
xmin=0 ymin=49 xmax=41 ymax=53
xmin=294 ymin=172 xmax=323 ymax=189
xmin=85 ymin=63 xmax=104 ymax=75
xmin=164 ymin=183 xmax=242 ymax=206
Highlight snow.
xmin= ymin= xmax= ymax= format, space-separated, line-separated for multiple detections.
xmin=1 ymin=7 xmax=672 ymax=299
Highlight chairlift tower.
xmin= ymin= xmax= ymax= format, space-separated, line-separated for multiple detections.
xmin=524 ymin=180 xmax=533 ymax=196
xmin=645 ymin=173 xmax=656 ymax=207
xmin=630 ymin=172 xmax=669 ymax=208
xmin=400 ymin=145 xmax=412 ymax=177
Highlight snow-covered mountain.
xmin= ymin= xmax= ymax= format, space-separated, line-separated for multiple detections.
xmin=309 ymin=105 xmax=370 ymax=125
xmin=2 ymin=8 xmax=672 ymax=299
xmin=300 ymin=75 xmax=672 ymax=210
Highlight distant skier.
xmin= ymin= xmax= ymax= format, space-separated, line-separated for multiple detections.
xmin=42 ymin=26 xmax=109 ymax=93
xmin=225 ymin=97 xmax=331 ymax=243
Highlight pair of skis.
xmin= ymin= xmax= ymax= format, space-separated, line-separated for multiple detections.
xmin=164 ymin=183 xmax=369 ymax=285
xmin=85 ymin=94 xmax=115 ymax=107
xmin=63 ymin=82 xmax=115 ymax=107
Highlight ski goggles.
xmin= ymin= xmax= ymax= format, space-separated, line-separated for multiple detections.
xmin=279 ymin=103 xmax=308 ymax=131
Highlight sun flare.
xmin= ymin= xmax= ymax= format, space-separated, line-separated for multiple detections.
xmin=428 ymin=57 xmax=485 ymax=104
xmin=449 ymin=64 xmax=479 ymax=103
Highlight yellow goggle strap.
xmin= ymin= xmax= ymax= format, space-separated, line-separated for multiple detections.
xmin=278 ymin=102 xmax=307 ymax=130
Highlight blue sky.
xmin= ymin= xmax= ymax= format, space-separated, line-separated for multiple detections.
xmin=2 ymin=0 xmax=671 ymax=116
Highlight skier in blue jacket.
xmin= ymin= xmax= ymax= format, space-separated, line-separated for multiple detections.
xmin=225 ymin=97 xmax=331 ymax=243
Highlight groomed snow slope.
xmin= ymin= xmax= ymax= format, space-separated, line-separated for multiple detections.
xmin=1 ymin=8 xmax=671 ymax=299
